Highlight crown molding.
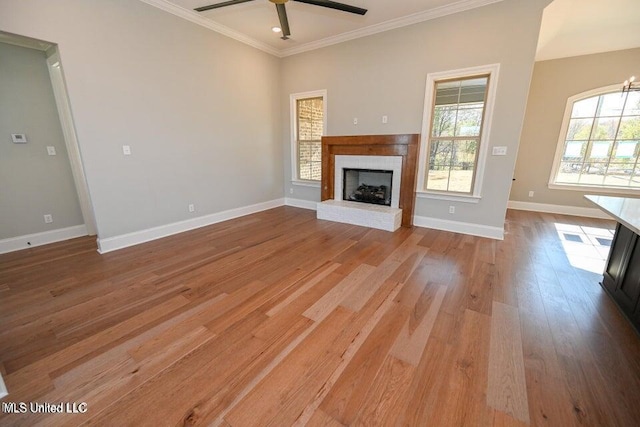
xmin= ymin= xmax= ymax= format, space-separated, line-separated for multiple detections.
xmin=137 ymin=0 xmax=282 ymax=57
xmin=139 ymin=0 xmax=505 ymax=58
xmin=280 ymin=0 xmax=505 ymax=57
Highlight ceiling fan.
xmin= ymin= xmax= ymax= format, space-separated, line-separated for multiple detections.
xmin=194 ymin=0 xmax=368 ymax=40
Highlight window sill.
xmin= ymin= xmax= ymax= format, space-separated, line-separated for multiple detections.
xmin=416 ymin=191 xmax=481 ymax=204
xmin=291 ymin=180 xmax=321 ymax=188
xmin=548 ymin=183 xmax=640 ymax=196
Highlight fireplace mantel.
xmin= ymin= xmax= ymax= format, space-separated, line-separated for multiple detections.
xmin=321 ymin=134 xmax=420 ymax=227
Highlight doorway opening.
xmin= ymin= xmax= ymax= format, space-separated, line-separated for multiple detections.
xmin=0 ymin=31 xmax=97 ymax=251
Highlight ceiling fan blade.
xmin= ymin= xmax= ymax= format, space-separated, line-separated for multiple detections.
xmin=294 ymin=0 xmax=367 ymax=15
xmin=276 ymin=3 xmax=291 ymax=39
xmin=194 ymin=0 xmax=255 ymax=12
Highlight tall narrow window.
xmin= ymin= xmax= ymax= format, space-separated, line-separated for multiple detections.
xmin=425 ymin=76 xmax=489 ymax=193
xmin=292 ymin=92 xmax=325 ymax=182
xmin=550 ymin=88 xmax=640 ymax=191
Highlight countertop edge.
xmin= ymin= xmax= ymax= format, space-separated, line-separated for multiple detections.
xmin=585 ymin=195 xmax=640 ymax=235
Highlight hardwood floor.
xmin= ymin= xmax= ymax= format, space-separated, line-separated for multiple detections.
xmin=1 ymin=207 xmax=639 ymax=426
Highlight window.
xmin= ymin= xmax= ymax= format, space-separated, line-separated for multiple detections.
xmin=427 ymin=76 xmax=488 ymax=193
xmin=291 ymin=90 xmax=326 ymax=183
xmin=417 ymin=64 xmax=499 ymax=199
xmin=550 ymin=87 xmax=640 ymax=192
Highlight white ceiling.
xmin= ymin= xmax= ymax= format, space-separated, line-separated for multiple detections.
xmin=146 ymin=0 xmax=504 ymax=56
xmin=536 ymin=0 xmax=640 ymax=61
xmin=143 ymin=0 xmax=640 ymax=59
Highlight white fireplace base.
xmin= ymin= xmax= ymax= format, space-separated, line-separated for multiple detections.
xmin=316 ymin=200 xmax=402 ymax=232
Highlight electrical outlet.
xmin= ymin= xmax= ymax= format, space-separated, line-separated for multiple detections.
xmin=449 ymin=206 xmax=455 ymax=214
xmin=353 ymin=118 xmax=358 ymax=125
xmin=46 ymin=146 xmax=56 ymax=156
xmin=528 ymin=191 xmax=534 ymax=198
xmin=11 ymin=133 xmax=27 ymax=144
xmin=188 ymin=204 xmax=195 ymax=213
xmin=289 ymin=188 xmax=294 ymax=194
xmin=44 ymin=214 xmax=53 ymax=223
xmin=122 ymin=145 xmax=131 ymax=156
xmin=382 ymin=115 xmax=388 ymax=124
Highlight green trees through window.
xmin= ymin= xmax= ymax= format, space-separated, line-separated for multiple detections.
xmin=554 ymin=90 xmax=640 ymax=189
xmin=426 ymin=76 xmax=489 ymax=193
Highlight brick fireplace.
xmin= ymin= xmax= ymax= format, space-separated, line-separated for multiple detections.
xmin=317 ymin=134 xmax=419 ymax=231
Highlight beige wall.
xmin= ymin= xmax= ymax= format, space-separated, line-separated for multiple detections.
xmin=511 ymin=47 xmax=640 ymax=207
xmin=0 ymin=0 xmax=555 ymax=242
xmin=0 ymin=0 xmax=282 ymax=239
xmin=282 ymin=0 xmax=550 ymax=230
xmin=0 ymin=43 xmax=84 ymax=239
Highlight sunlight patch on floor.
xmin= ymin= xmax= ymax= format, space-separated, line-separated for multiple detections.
xmin=554 ymin=223 xmax=614 ymax=274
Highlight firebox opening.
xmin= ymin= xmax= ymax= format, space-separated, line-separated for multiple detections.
xmin=343 ymin=168 xmax=393 ymax=206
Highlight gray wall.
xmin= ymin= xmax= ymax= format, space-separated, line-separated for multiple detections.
xmin=282 ymin=0 xmax=550 ymax=229
xmin=0 ymin=0 xmax=282 ymax=239
xmin=511 ymin=47 xmax=640 ymax=207
xmin=0 ymin=42 xmax=83 ymax=239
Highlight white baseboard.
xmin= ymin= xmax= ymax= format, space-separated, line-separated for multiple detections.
xmin=285 ymin=197 xmax=318 ymax=211
xmin=507 ymin=200 xmax=612 ymax=220
xmin=0 ymin=371 xmax=7 ymax=398
xmin=413 ymin=215 xmax=504 ymax=240
xmin=0 ymin=224 xmax=88 ymax=255
xmin=0 ymin=372 xmax=7 ymax=398
xmin=97 ymin=198 xmax=285 ymax=254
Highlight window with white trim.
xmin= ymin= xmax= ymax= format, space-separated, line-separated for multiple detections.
xmin=550 ymin=88 xmax=640 ymax=191
xmin=427 ymin=76 xmax=488 ymax=193
xmin=417 ymin=64 xmax=499 ymax=199
xmin=291 ymin=90 xmax=326 ymax=182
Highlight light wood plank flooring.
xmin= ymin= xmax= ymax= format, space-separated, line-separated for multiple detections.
xmin=1 ymin=207 xmax=639 ymax=426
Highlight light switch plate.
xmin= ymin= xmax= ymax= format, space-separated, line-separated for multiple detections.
xmin=122 ymin=145 xmax=131 ymax=156
xmin=47 ymin=146 xmax=56 ymax=156
xmin=11 ymin=134 xmax=27 ymax=144
xmin=492 ymin=146 xmax=507 ymax=156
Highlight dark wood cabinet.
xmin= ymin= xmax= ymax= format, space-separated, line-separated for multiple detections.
xmin=602 ymin=223 xmax=640 ymax=332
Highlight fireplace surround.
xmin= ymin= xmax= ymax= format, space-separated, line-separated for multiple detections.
xmin=319 ymin=134 xmax=420 ymax=228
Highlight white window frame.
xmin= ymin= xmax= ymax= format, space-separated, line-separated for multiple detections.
xmin=416 ymin=64 xmax=500 ymax=203
xmin=548 ymin=84 xmax=640 ymax=195
xmin=290 ymin=90 xmax=327 ymax=186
